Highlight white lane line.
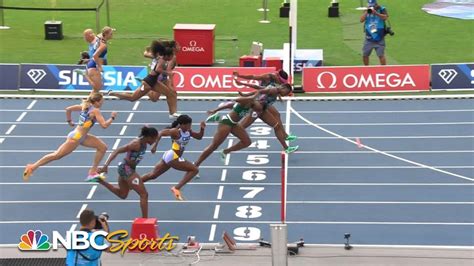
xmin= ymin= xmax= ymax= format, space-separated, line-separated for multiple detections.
xmin=1 ymin=149 xmax=474 ymax=154
xmin=76 ymin=204 xmax=88 ymax=218
xmin=3 ymin=108 xmax=473 ymax=114
xmin=0 ymin=138 xmax=4 ymax=144
xmin=1 ymin=220 xmax=473 ymax=226
xmin=86 ymin=185 xmax=97 ymax=200
xmin=208 ymin=224 xmax=217 ymax=241
xmin=132 ymin=101 xmax=140 ymax=111
xmin=220 ymin=169 xmax=227 ymax=182
xmin=68 ymin=224 xmax=77 ymax=232
xmin=2 ymin=165 xmax=474 ymax=169
xmin=2 ymin=182 xmax=474 ymax=186
xmin=112 ymin=139 xmax=121 ymax=150
xmin=2 ymin=134 xmax=474 ymax=140
xmin=224 ymin=139 xmax=233 ymax=166
xmin=217 ymin=186 xmax=224 ymax=200
xmin=3 ymin=200 xmax=472 ymax=205
xmin=119 ymin=126 xmax=127 ymax=136
xmin=126 ymin=113 xmax=134 ymax=123
xmin=213 ymin=205 xmax=221 ymax=219
xmin=26 ymin=100 xmax=37 ymax=110
xmin=5 ymin=125 xmax=16 ymax=135
xmin=291 ymin=107 xmax=474 ymax=182
xmin=16 ymin=112 xmax=27 ymax=122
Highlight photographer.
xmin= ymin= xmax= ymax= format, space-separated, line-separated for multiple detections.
xmin=65 ymin=209 xmax=109 ymax=266
xmin=360 ymin=0 xmax=389 ymax=65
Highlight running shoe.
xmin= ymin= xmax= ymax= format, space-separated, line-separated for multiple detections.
xmin=23 ymin=164 xmax=34 ymax=182
xmin=171 ymin=186 xmax=184 ymax=201
xmin=285 ymin=145 xmax=299 ymax=154
xmin=205 ymin=113 xmax=221 ymax=123
xmin=219 ymin=150 xmax=227 ymax=163
xmin=285 ymin=134 xmax=298 ymax=142
xmin=106 ymin=89 xmax=113 ymax=96
xmin=73 ymin=69 xmax=87 ymax=76
xmin=169 ymin=113 xmax=181 ymax=119
xmin=85 ymin=172 xmax=106 ymax=182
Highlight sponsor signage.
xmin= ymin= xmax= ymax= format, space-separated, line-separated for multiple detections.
xmin=173 ymin=24 xmax=215 ymax=66
xmin=303 ymin=65 xmax=430 ymax=92
xmin=431 ymin=63 xmax=474 ymax=90
xmin=19 ymin=64 xmax=147 ymax=91
xmin=0 ymin=64 xmax=20 ymax=90
xmin=169 ymin=67 xmax=276 ymax=92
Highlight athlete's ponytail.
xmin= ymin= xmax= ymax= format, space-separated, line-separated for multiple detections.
xmin=140 ymin=126 xmax=158 ymax=138
xmin=81 ymin=92 xmax=103 ymax=111
xmin=168 ymin=115 xmax=192 ymax=129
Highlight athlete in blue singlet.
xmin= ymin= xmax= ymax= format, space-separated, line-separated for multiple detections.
xmin=97 ymin=127 xmax=158 ymax=218
xmin=141 ymin=115 xmax=205 ymax=200
xmin=23 ymin=93 xmax=117 ymax=181
xmin=76 ymin=26 xmax=114 ymax=92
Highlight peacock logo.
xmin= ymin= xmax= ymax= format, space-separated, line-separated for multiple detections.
xmin=18 ymin=230 xmax=51 ymax=251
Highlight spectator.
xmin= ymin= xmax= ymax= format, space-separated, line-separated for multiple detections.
xmin=360 ymin=0 xmax=388 ymax=65
xmin=65 ymin=209 xmax=109 ymax=266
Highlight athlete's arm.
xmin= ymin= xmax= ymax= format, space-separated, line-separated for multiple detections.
xmin=65 ymin=105 xmax=82 ymax=126
xmin=207 ymin=102 xmax=234 ymax=115
xmin=100 ymin=141 xmax=140 ymax=173
xmin=191 ymin=122 xmax=206 ymax=140
xmin=93 ymin=41 xmax=107 ymax=72
xmin=233 ymin=71 xmax=272 ymax=83
xmin=94 ymin=110 xmax=117 ymax=129
xmin=235 ymin=79 xmax=265 ymax=90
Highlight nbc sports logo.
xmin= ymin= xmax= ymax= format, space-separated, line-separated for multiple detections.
xmin=27 ymin=69 xmax=47 ymax=84
xmin=438 ymin=69 xmax=458 ymax=85
xmin=18 ymin=230 xmax=51 ymax=251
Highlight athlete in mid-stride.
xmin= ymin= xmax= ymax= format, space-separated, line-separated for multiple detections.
xmin=75 ymin=26 xmax=114 ymax=92
xmin=108 ymin=40 xmax=180 ymax=119
xmin=141 ymin=115 xmax=205 ymax=200
xmin=235 ymin=79 xmax=299 ymax=154
xmin=193 ymin=95 xmax=264 ymax=168
xmin=97 ymin=126 xmax=158 ymax=218
xmin=23 ymin=93 xmax=117 ymax=181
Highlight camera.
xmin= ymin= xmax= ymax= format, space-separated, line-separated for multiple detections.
xmin=385 ymin=26 xmax=395 ymax=36
xmin=94 ymin=212 xmax=109 ymax=230
xmin=367 ymin=7 xmax=374 ymax=14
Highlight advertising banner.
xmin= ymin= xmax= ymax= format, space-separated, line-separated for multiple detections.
xmin=170 ymin=67 xmax=276 ymax=92
xmin=0 ymin=64 xmax=20 ymax=90
xmin=431 ymin=63 xmax=474 ymax=90
xmin=302 ymin=65 xmax=430 ymax=92
xmin=19 ymin=64 xmax=147 ymax=91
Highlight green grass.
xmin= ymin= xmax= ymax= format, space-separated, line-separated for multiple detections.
xmin=0 ymin=0 xmax=473 ymax=67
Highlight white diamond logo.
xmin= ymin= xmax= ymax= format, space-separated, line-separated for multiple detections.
xmin=27 ymin=69 xmax=47 ymax=84
xmin=438 ymin=69 xmax=458 ymax=85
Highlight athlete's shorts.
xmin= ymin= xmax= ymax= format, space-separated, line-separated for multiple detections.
xmin=143 ymin=74 xmax=159 ymax=87
xmin=67 ymin=130 xmax=87 ymax=144
xmin=162 ymin=150 xmax=185 ymax=164
xmin=158 ymin=73 xmax=168 ymax=82
xmin=86 ymin=59 xmax=98 ymax=69
xmin=219 ymin=114 xmax=238 ymax=127
xmin=117 ymin=162 xmax=135 ymax=179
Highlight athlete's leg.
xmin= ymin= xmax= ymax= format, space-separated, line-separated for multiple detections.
xmin=194 ymin=124 xmax=232 ymax=167
xmin=99 ymin=176 xmax=130 ymax=199
xmin=109 ymin=83 xmax=150 ymax=101
xmin=224 ymin=125 xmax=252 ymax=154
xmin=81 ymin=134 xmax=108 ymax=174
xmin=141 ymin=160 xmax=171 ymax=183
xmin=128 ymin=173 xmax=149 ymax=218
xmin=24 ymin=139 xmax=80 ymax=180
